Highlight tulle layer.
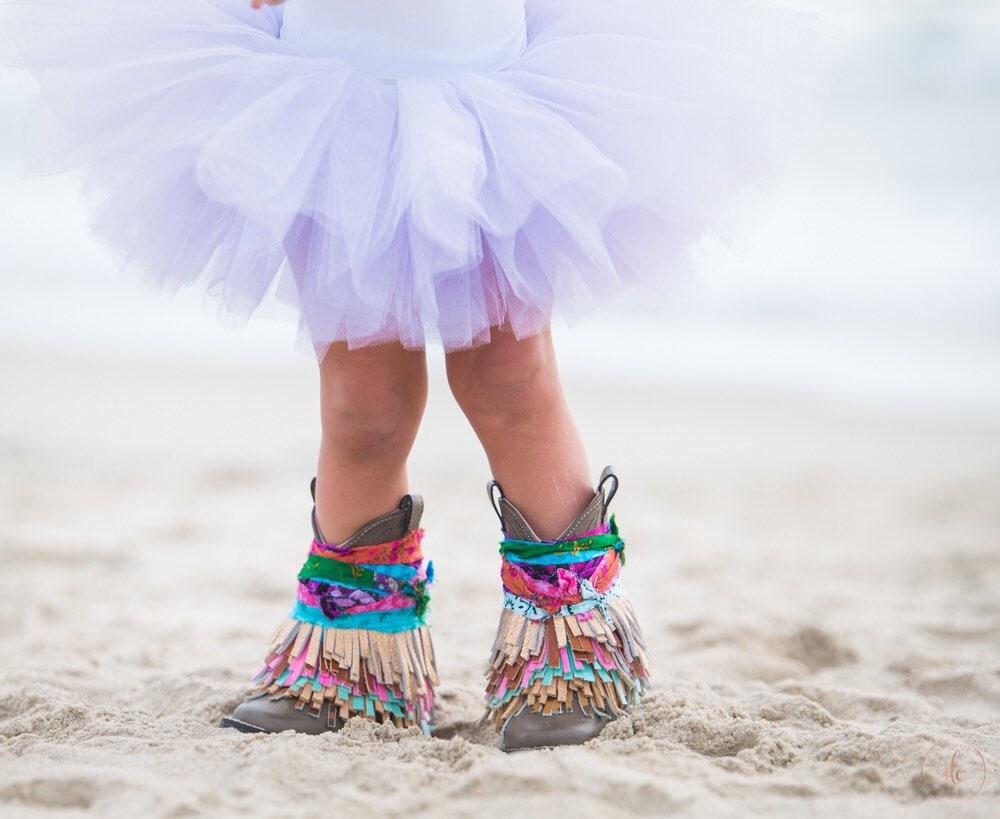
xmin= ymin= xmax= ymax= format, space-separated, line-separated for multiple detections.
xmin=8 ymin=0 xmax=829 ymax=353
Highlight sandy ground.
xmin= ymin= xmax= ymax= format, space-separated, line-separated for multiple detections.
xmin=0 ymin=346 xmax=998 ymax=818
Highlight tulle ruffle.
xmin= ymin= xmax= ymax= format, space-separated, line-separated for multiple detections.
xmin=7 ymin=0 xmax=830 ymax=354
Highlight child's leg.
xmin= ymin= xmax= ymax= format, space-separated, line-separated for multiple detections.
xmin=223 ymin=340 xmax=436 ymax=735
xmin=445 ymin=327 xmax=592 ymax=539
xmin=315 ymin=341 xmax=428 ymax=543
xmin=448 ymin=329 xmax=650 ymax=749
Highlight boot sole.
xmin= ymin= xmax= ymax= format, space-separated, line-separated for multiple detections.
xmin=219 ymin=716 xmax=269 ymax=734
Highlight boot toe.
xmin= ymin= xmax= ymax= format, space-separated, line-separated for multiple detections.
xmin=221 ymin=695 xmax=340 ymax=735
xmin=500 ymin=707 xmax=611 ymax=751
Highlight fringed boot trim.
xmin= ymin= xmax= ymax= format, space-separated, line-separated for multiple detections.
xmin=485 ymin=517 xmax=650 ymax=724
xmin=250 ymin=529 xmax=437 ymax=731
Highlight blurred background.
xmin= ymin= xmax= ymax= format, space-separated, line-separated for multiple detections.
xmin=0 ymin=5 xmax=998 ymax=809
xmin=0 ymin=0 xmax=998 ymax=419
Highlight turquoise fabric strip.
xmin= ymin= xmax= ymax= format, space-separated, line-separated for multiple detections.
xmin=290 ymin=600 xmax=423 ymax=633
xmin=359 ymin=563 xmax=419 ymax=581
xmin=298 ymin=562 xmax=421 ymax=595
xmin=298 ymin=562 xmax=419 ymax=590
xmin=297 ymin=556 xmax=418 ymax=591
xmin=504 ymin=547 xmax=609 ymax=566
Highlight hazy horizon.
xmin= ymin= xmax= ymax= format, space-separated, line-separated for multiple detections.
xmin=1 ymin=0 xmax=998 ymax=420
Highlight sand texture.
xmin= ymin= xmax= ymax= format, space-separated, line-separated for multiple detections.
xmin=1 ymin=350 xmax=998 ymax=817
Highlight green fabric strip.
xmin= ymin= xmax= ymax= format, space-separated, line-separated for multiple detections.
xmin=499 ymin=516 xmax=624 ymax=562
xmin=297 ymin=555 xmax=382 ymax=591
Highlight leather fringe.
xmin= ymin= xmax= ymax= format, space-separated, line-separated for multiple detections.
xmin=252 ymin=617 xmax=438 ymax=730
xmin=484 ymin=594 xmax=650 ymax=725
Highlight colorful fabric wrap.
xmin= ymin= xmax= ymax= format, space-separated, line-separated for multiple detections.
xmin=252 ymin=529 xmax=438 ymax=732
xmin=485 ymin=517 xmax=650 ymax=724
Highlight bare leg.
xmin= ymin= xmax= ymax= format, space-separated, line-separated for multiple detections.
xmin=315 ymin=342 xmax=428 ymax=543
xmin=445 ymin=327 xmax=592 ymax=540
xmin=223 ymin=340 xmax=434 ymax=735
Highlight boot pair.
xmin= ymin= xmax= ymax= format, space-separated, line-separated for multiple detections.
xmin=221 ymin=468 xmax=650 ymax=750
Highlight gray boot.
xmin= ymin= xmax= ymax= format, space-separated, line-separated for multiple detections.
xmin=484 ymin=467 xmax=651 ymax=751
xmin=221 ymin=480 xmax=437 ymax=734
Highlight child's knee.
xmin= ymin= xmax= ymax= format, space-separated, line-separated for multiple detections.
xmin=320 ymin=370 xmax=425 ymax=460
xmin=447 ymin=335 xmax=559 ymax=427
xmin=321 ymin=396 xmax=414 ymax=461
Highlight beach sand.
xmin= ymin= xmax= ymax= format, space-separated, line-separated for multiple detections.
xmin=0 ymin=347 xmax=997 ymax=817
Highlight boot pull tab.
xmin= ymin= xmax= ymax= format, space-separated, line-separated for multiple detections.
xmin=597 ymin=466 xmax=620 ymax=513
xmin=309 ymin=477 xmax=327 ymax=544
xmin=401 ymin=493 xmax=425 ymax=531
xmin=487 ymin=479 xmax=506 ymax=528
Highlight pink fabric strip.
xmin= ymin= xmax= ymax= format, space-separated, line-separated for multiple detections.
xmin=574 ymin=524 xmax=611 ymax=538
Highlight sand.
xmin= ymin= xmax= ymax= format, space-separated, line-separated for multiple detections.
xmin=0 ymin=347 xmax=998 ymax=818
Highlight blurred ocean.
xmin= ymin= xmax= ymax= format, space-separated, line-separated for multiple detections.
xmin=1 ymin=0 xmax=998 ymax=421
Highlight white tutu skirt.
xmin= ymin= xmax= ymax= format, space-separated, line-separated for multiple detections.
xmin=8 ymin=0 xmax=829 ymax=353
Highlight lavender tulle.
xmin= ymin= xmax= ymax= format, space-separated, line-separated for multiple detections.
xmin=8 ymin=0 xmax=830 ymax=354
